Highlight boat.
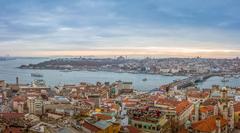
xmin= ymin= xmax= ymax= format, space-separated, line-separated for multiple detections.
xmin=31 ymin=73 xmax=43 ymax=77
xmin=162 ymin=73 xmax=173 ymax=76
xmin=221 ymin=78 xmax=229 ymax=82
xmin=142 ymin=78 xmax=147 ymax=81
xmin=89 ymin=69 xmax=97 ymax=72
xmin=234 ymin=75 xmax=240 ymax=79
xmin=224 ymin=75 xmax=232 ymax=78
xmin=60 ymin=69 xmax=72 ymax=72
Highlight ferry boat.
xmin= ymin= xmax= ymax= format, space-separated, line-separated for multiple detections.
xmin=31 ymin=73 xmax=43 ymax=77
xmin=60 ymin=69 xmax=72 ymax=72
xmin=162 ymin=73 xmax=173 ymax=76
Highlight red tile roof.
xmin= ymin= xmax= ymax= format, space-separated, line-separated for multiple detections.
xmin=0 ymin=112 xmax=24 ymax=121
xmin=176 ymin=100 xmax=192 ymax=115
xmin=3 ymin=127 xmax=22 ymax=133
xmin=155 ymin=98 xmax=179 ymax=107
xmin=94 ymin=114 xmax=112 ymax=120
xmin=191 ymin=116 xmax=227 ymax=132
xmin=83 ymin=121 xmax=101 ymax=132
xmin=13 ymin=96 xmax=25 ymax=102
xmin=178 ymin=126 xmax=188 ymax=133
xmin=200 ymin=105 xmax=214 ymax=113
xmin=202 ymin=98 xmax=218 ymax=106
xmin=234 ymin=102 xmax=240 ymax=112
xmin=125 ymin=126 xmax=141 ymax=133
xmin=187 ymin=91 xmax=209 ymax=98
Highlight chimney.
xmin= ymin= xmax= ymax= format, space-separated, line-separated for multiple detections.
xmin=216 ymin=117 xmax=221 ymax=133
xmin=16 ymin=77 xmax=19 ymax=85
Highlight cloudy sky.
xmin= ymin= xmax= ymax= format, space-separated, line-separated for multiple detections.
xmin=0 ymin=0 xmax=240 ymax=58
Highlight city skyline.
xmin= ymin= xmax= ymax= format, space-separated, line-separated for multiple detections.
xmin=0 ymin=0 xmax=240 ymax=57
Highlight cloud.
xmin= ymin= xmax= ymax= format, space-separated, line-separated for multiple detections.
xmin=0 ymin=0 xmax=240 ymax=57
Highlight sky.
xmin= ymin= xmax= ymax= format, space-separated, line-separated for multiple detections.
xmin=0 ymin=0 xmax=240 ymax=58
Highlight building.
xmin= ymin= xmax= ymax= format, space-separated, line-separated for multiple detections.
xmin=80 ymin=117 xmax=121 ymax=133
xmin=88 ymin=95 xmax=101 ymax=108
xmin=115 ymin=81 xmax=134 ymax=94
xmin=187 ymin=90 xmax=210 ymax=103
xmin=0 ymin=80 xmax=6 ymax=89
xmin=13 ymin=96 xmax=25 ymax=113
xmin=234 ymin=102 xmax=240 ymax=129
xmin=127 ymin=107 xmax=169 ymax=133
xmin=191 ymin=116 xmax=228 ymax=133
xmin=153 ymin=98 xmax=193 ymax=126
xmin=27 ymin=97 xmax=44 ymax=115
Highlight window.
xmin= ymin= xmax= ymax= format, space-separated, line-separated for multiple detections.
xmin=152 ymin=127 xmax=156 ymax=130
xmin=138 ymin=124 xmax=142 ymax=128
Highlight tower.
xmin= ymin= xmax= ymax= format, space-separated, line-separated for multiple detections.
xmin=16 ymin=77 xmax=19 ymax=85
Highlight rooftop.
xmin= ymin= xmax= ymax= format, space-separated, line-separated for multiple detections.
xmin=155 ymin=98 xmax=179 ymax=107
xmin=200 ymin=105 xmax=214 ymax=113
xmin=127 ymin=107 xmax=163 ymax=123
xmin=176 ymin=100 xmax=192 ymax=115
xmin=3 ymin=127 xmax=22 ymax=133
xmin=122 ymin=126 xmax=141 ymax=133
xmin=13 ymin=96 xmax=26 ymax=102
xmin=202 ymin=98 xmax=218 ymax=106
xmin=234 ymin=102 xmax=240 ymax=112
xmin=94 ymin=114 xmax=112 ymax=121
xmin=191 ymin=116 xmax=227 ymax=132
xmin=0 ymin=112 xmax=24 ymax=121
xmin=187 ymin=91 xmax=209 ymax=98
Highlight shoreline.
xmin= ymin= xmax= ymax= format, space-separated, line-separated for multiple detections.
xmin=18 ymin=67 xmax=190 ymax=77
xmin=18 ymin=67 xmax=240 ymax=78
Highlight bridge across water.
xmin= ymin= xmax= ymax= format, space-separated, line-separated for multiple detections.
xmin=165 ymin=73 xmax=224 ymax=90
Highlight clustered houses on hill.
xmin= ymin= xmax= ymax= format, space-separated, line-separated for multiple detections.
xmin=19 ymin=57 xmax=240 ymax=76
xmin=0 ymin=78 xmax=240 ymax=133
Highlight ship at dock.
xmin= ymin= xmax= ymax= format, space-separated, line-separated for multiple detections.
xmin=31 ymin=73 xmax=43 ymax=77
